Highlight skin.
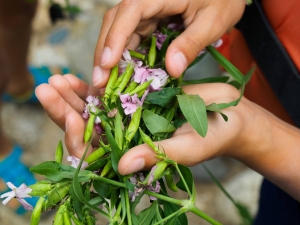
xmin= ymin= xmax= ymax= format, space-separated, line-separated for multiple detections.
xmin=35 ymin=75 xmax=300 ymax=202
xmin=92 ymin=0 xmax=245 ymax=87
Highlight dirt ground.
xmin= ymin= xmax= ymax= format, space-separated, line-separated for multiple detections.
xmin=0 ymin=0 xmax=262 ymax=224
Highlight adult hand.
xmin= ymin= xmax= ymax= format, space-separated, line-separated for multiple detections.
xmin=93 ymin=0 xmax=245 ymax=87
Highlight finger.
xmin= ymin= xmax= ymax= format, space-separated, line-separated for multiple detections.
xmin=48 ymin=75 xmax=86 ymax=113
xmin=36 ymin=83 xmax=77 ymax=130
xmin=65 ymin=112 xmax=94 ymax=158
xmin=165 ymin=2 xmax=245 ymax=78
xmin=63 ymin=74 xmax=101 ymax=99
xmin=118 ymin=127 xmax=219 ymax=175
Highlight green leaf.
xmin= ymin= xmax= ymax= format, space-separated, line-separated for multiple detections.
xmin=137 ymin=202 xmax=158 ymax=225
xmin=176 ymin=164 xmax=193 ymax=194
xmin=187 ymin=52 xmax=207 ymax=69
xmin=182 ymin=76 xmax=230 ymax=85
xmin=206 ymin=46 xmax=244 ymax=85
xmin=105 ymin=124 xmax=123 ymax=174
xmin=177 ymin=94 xmax=208 ymax=137
xmin=145 ymin=87 xmax=182 ymax=108
xmin=85 ymin=156 xmax=109 ymax=171
xmin=130 ymin=193 xmax=144 ymax=225
xmin=162 ymin=201 xmax=188 ymax=225
xmin=244 ymin=66 xmax=256 ymax=84
xmin=142 ymin=110 xmax=176 ymax=136
xmin=30 ymin=161 xmax=93 ymax=182
xmin=93 ymin=180 xmax=112 ymax=199
xmin=206 ymin=103 xmax=228 ymax=121
xmin=110 ymin=189 xmax=119 ymax=209
xmin=228 ymin=80 xmax=241 ymax=89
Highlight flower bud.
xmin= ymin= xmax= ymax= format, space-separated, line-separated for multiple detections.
xmin=125 ymin=107 xmax=142 ymax=143
xmin=28 ymin=182 xmax=53 ymax=197
xmin=53 ymin=205 xmax=65 ymax=225
xmin=148 ymin=36 xmax=157 ymax=67
xmin=114 ymin=112 xmax=124 ymax=150
xmin=143 ymin=161 xmax=169 ymax=185
xmin=123 ymin=81 xmax=138 ymax=94
xmin=138 ymin=128 xmax=159 ymax=153
xmin=45 ymin=184 xmax=70 ymax=209
xmin=63 ymin=210 xmax=72 ymax=225
xmin=30 ymin=197 xmax=44 ymax=225
xmin=129 ymin=79 xmax=152 ymax=96
xmin=104 ymin=65 xmax=118 ymax=101
xmin=84 ymin=113 xmax=96 ymax=143
xmin=55 ymin=140 xmax=64 ymax=163
xmin=100 ymin=160 xmax=112 ymax=177
xmin=165 ymin=169 xmax=178 ymax=192
xmin=85 ymin=147 xmax=107 ymax=164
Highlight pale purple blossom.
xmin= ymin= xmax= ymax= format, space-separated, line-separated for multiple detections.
xmin=133 ymin=67 xmax=149 ymax=84
xmin=167 ymin=23 xmax=184 ymax=31
xmin=95 ymin=124 xmax=103 ymax=135
xmin=82 ymin=95 xmax=101 ymax=124
xmin=120 ymin=91 xmax=148 ymax=115
xmin=129 ymin=166 xmax=161 ymax=202
xmin=119 ymin=49 xmax=143 ymax=73
xmin=198 ymin=39 xmax=223 ymax=56
xmin=153 ymin=32 xmax=167 ymax=50
xmin=0 ymin=182 xmax=33 ymax=211
xmin=67 ymin=155 xmax=88 ymax=169
xmin=147 ymin=69 xmax=168 ymax=91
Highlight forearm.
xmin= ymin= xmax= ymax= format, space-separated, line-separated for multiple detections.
xmin=234 ymin=99 xmax=300 ymax=201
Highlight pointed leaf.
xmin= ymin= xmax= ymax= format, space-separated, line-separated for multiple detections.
xmin=145 ymin=87 xmax=182 ymax=108
xmin=177 ymin=94 xmax=208 ymax=137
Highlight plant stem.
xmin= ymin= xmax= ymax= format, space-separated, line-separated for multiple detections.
xmin=143 ymin=190 xmax=184 ymax=206
xmin=153 ymin=208 xmax=184 ymax=225
xmin=124 ymin=189 xmax=132 ymax=225
xmin=91 ymin=174 xmax=127 ymax=188
xmin=190 ymin=206 xmax=222 ymax=225
xmin=175 ymin=164 xmax=192 ymax=196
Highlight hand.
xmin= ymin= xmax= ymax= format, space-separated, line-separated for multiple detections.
xmin=35 ymin=74 xmax=102 ymax=158
xmin=93 ymin=0 xmax=245 ymax=87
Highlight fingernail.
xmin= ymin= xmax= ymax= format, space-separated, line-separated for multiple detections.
xmin=123 ymin=158 xmax=145 ymax=175
xmin=93 ymin=66 xmax=103 ymax=86
xmin=101 ymin=47 xmax=112 ymax=66
xmin=173 ymin=51 xmax=187 ymax=74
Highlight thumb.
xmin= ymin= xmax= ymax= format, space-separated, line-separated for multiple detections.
xmin=118 ymin=128 xmax=211 ymax=175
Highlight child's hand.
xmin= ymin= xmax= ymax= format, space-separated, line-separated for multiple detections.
xmin=93 ymin=0 xmax=245 ymax=87
xmin=35 ymin=74 xmax=101 ymax=158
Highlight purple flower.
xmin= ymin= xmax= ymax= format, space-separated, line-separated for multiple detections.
xmin=167 ymin=23 xmax=184 ymax=32
xmin=95 ymin=124 xmax=103 ymax=135
xmin=119 ymin=49 xmax=143 ymax=73
xmin=67 ymin=155 xmax=88 ymax=169
xmin=129 ymin=167 xmax=161 ymax=202
xmin=0 ymin=182 xmax=33 ymax=211
xmin=153 ymin=32 xmax=167 ymax=50
xmin=82 ymin=95 xmax=101 ymax=124
xmin=133 ymin=67 xmax=149 ymax=84
xmin=147 ymin=69 xmax=168 ymax=91
xmin=119 ymin=91 xmax=148 ymax=115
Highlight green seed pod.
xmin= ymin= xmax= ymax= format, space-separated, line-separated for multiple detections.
xmin=53 ymin=205 xmax=65 ymax=225
xmin=63 ymin=210 xmax=72 ymax=225
xmin=111 ymin=64 xmax=134 ymax=102
xmin=45 ymin=184 xmax=70 ymax=209
xmin=114 ymin=112 xmax=123 ymax=150
xmin=55 ymin=140 xmax=64 ymax=163
xmin=112 ymin=70 xmax=126 ymax=90
xmin=148 ymin=36 xmax=157 ymax=67
xmin=129 ymin=50 xmax=146 ymax=61
xmin=165 ymin=169 xmax=178 ymax=192
xmin=100 ymin=160 xmax=112 ymax=177
xmin=125 ymin=107 xmax=142 ymax=143
xmin=143 ymin=161 xmax=169 ymax=185
xmin=30 ymin=197 xmax=44 ymax=225
xmin=104 ymin=65 xmax=119 ymax=101
xmin=28 ymin=183 xmax=53 ymax=197
xmin=70 ymin=213 xmax=83 ymax=225
xmin=123 ymin=81 xmax=138 ymax=94
xmin=85 ymin=147 xmax=107 ymax=164
xmin=128 ymin=79 xmax=152 ymax=96
xmin=84 ymin=113 xmax=96 ymax=143
xmin=138 ymin=128 xmax=159 ymax=153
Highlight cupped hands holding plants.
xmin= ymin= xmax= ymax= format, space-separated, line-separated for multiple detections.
xmin=93 ymin=0 xmax=245 ymax=87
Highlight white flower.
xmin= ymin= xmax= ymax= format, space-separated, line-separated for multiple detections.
xmin=0 ymin=182 xmax=33 ymax=211
xmin=67 ymin=155 xmax=88 ymax=169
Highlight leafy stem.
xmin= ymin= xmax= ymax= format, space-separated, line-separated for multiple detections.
xmin=124 ymin=188 xmax=132 ymax=225
xmin=91 ymin=174 xmax=127 ymax=188
xmin=175 ymin=164 xmax=192 ymax=196
xmin=189 ymin=205 xmax=222 ymax=225
xmin=143 ymin=190 xmax=185 ymax=206
xmin=153 ymin=207 xmax=186 ymax=225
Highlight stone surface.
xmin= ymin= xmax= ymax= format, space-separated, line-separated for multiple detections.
xmin=0 ymin=1 xmax=262 ymax=224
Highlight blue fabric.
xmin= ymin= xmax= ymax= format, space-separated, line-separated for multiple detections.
xmin=0 ymin=145 xmax=38 ymax=214
xmin=254 ymin=179 xmax=300 ymax=225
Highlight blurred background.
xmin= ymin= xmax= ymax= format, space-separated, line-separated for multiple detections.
xmin=0 ymin=0 xmax=262 ymax=224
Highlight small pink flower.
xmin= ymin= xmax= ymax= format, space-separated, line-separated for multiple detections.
xmin=153 ymin=32 xmax=167 ymax=50
xmin=120 ymin=91 xmax=148 ymax=115
xmin=0 ymin=182 xmax=33 ymax=211
xmin=133 ymin=67 xmax=149 ymax=84
xmin=67 ymin=155 xmax=88 ymax=170
xmin=82 ymin=95 xmax=101 ymax=124
xmin=147 ymin=69 xmax=168 ymax=91
xmin=119 ymin=49 xmax=143 ymax=73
